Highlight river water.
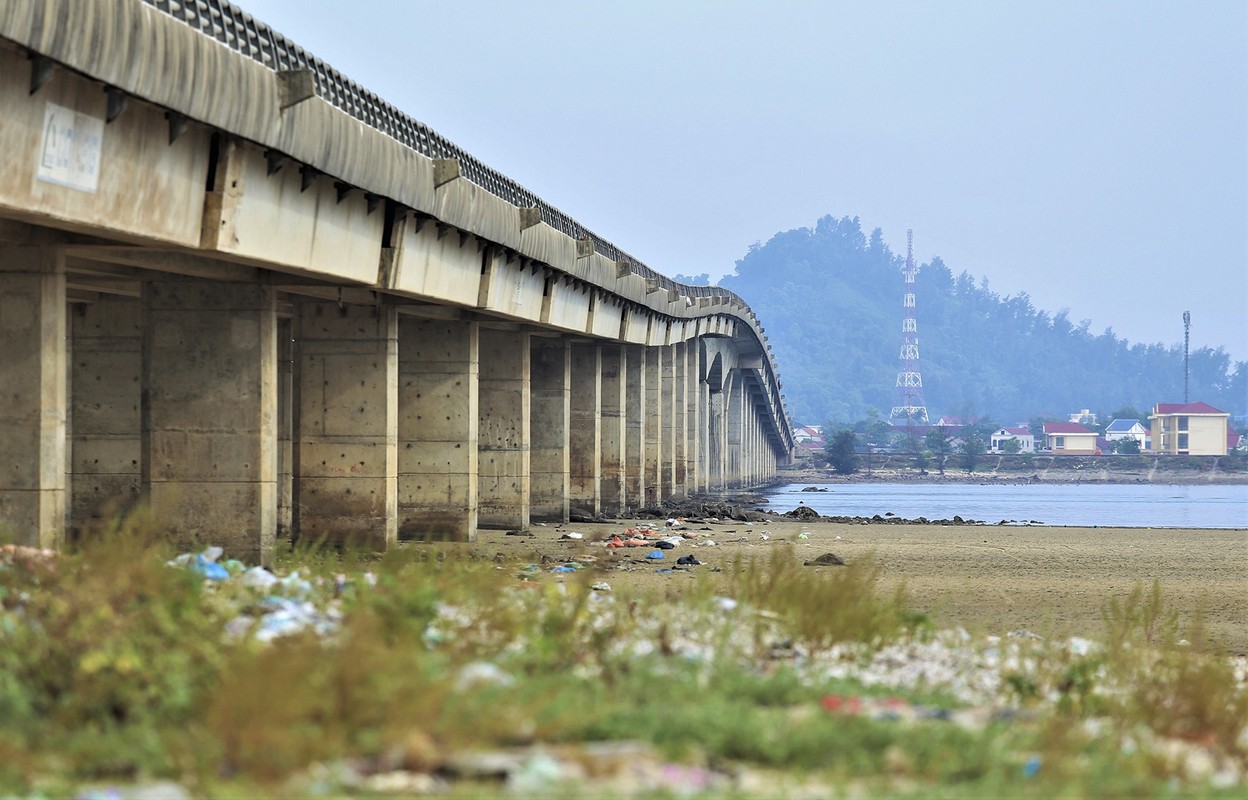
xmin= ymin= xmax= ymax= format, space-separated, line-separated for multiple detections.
xmin=761 ymin=482 xmax=1248 ymax=529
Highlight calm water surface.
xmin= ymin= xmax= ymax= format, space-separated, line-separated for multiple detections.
xmin=762 ymin=482 xmax=1248 ymax=529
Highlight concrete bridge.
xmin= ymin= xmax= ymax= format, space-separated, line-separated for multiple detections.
xmin=0 ymin=0 xmax=794 ymax=563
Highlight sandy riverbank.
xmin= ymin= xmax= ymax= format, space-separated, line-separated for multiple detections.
xmin=466 ymin=517 xmax=1248 ymax=655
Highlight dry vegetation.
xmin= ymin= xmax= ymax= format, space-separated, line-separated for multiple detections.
xmin=1 ymin=510 xmax=1245 ymax=798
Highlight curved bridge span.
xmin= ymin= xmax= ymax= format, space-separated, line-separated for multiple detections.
xmin=0 ymin=0 xmax=793 ymax=562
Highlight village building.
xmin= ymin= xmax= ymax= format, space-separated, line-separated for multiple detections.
xmin=1042 ymin=421 xmax=1098 ymax=454
xmin=1149 ymin=402 xmax=1229 ymax=456
xmin=1104 ymin=419 xmax=1150 ymax=451
xmin=989 ymin=426 xmax=1035 ymax=453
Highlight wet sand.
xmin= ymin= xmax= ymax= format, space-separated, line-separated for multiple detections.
xmin=471 ymin=519 xmax=1248 ymax=654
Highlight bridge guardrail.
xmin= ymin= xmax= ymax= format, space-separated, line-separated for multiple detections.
xmin=145 ymin=0 xmax=735 ymax=302
xmin=143 ymin=0 xmax=790 ymax=446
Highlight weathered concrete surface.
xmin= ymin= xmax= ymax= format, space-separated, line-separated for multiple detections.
xmin=141 ymin=278 xmax=277 ymax=565
xmin=293 ymin=302 xmax=397 ymax=550
xmin=0 ymin=44 xmax=209 ymax=247
xmin=0 ymin=246 xmax=66 ymax=548
xmin=478 ymin=329 xmax=530 ymax=529
xmin=599 ymin=346 xmax=626 ymax=515
xmin=569 ymin=343 xmax=601 ymax=517
xmin=529 ymin=338 xmax=569 ymax=523
xmin=71 ymin=297 xmax=141 ymax=526
xmin=624 ymin=346 xmax=647 ymax=511
xmin=397 ymin=317 xmax=478 ymax=541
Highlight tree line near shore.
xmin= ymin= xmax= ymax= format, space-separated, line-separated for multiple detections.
xmin=680 ymin=215 xmax=1246 ymax=427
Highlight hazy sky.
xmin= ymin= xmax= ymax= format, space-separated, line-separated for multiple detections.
xmin=237 ymin=0 xmax=1246 ymax=363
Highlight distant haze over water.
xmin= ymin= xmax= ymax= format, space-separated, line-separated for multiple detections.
xmin=765 ymin=483 xmax=1248 ymax=530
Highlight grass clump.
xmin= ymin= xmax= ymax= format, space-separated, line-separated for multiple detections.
xmin=727 ymin=549 xmax=917 ymax=649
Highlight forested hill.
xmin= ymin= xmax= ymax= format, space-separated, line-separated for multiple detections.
xmin=709 ymin=215 xmax=1246 ymax=426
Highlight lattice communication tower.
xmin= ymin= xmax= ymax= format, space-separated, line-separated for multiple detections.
xmin=889 ymin=229 xmax=929 ymax=426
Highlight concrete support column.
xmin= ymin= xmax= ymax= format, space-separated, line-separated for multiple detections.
xmin=726 ymin=372 xmax=743 ymax=488
xmin=292 ymin=302 xmax=398 ymax=551
xmin=397 ymin=317 xmax=478 ymax=541
xmin=660 ymin=346 xmax=676 ymax=498
xmin=749 ymin=410 xmax=760 ymax=486
xmin=707 ymin=389 xmax=723 ymax=492
xmin=70 ymin=297 xmax=141 ymax=528
xmin=599 ymin=345 xmax=626 ymax=515
xmin=530 ymin=338 xmax=569 ymax=523
xmin=672 ymin=343 xmax=687 ymax=497
xmin=624 ymin=345 xmax=646 ymax=510
xmin=744 ymin=408 xmax=755 ymax=486
xmin=684 ymin=341 xmax=701 ymax=494
xmin=0 ymin=247 xmax=67 ymax=548
xmin=479 ymin=329 xmax=530 ymax=528
xmin=569 ymin=343 xmax=601 ymax=517
xmin=277 ymin=316 xmax=294 ymax=539
xmin=643 ymin=346 xmax=663 ymax=505
xmin=142 ymin=279 xmax=277 ymax=564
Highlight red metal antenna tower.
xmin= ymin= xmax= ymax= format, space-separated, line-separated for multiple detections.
xmin=889 ymin=229 xmax=930 ymax=427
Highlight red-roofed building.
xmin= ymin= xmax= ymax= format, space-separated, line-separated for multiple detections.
xmin=1149 ymin=402 xmax=1229 ymax=455
xmin=1042 ymin=421 xmax=1098 ymax=454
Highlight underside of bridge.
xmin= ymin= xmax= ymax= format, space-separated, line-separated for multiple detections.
xmin=0 ymin=0 xmax=794 ymax=564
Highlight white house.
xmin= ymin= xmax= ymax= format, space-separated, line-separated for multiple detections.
xmin=990 ymin=426 xmax=1035 ymax=453
xmin=1104 ymin=419 xmax=1149 ymax=451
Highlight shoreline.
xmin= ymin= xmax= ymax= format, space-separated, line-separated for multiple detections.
xmin=773 ymin=467 xmax=1248 ymax=486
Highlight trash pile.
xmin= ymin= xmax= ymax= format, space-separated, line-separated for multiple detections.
xmin=167 ymin=546 xmax=354 ymax=643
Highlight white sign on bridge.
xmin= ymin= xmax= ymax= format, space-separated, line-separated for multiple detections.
xmin=36 ymin=102 xmax=103 ymax=194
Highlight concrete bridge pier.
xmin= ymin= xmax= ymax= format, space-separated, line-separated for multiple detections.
xmin=724 ymin=372 xmax=743 ymax=488
xmin=478 ymin=328 xmax=530 ymax=529
xmin=598 ymin=346 xmax=626 ymax=515
xmin=141 ymin=278 xmax=278 ymax=565
xmin=71 ymin=296 xmax=142 ymax=530
xmin=624 ymin=345 xmax=647 ymax=511
xmin=291 ymin=301 xmax=398 ymax=552
xmin=0 ymin=246 xmax=67 ymax=549
xmin=684 ymin=342 xmax=702 ymax=495
xmin=660 ymin=344 xmax=681 ymax=499
xmin=529 ymin=337 xmax=569 ymax=523
xmin=568 ymin=343 xmax=602 ymax=518
xmin=643 ymin=346 xmax=663 ymax=506
xmin=397 ymin=317 xmax=479 ymax=541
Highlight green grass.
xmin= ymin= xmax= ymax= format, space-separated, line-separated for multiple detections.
xmin=1 ymin=509 xmax=1244 ymax=797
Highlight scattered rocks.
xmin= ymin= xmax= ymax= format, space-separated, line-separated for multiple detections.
xmin=785 ymin=505 xmax=822 ymax=521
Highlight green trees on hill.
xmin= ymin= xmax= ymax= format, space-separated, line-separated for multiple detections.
xmin=718 ymin=215 xmax=1247 ymax=426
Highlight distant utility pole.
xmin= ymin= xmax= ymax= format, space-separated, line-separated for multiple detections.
xmin=1183 ymin=310 xmax=1191 ymax=403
